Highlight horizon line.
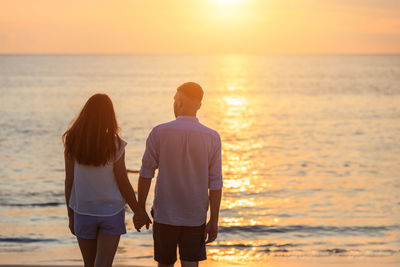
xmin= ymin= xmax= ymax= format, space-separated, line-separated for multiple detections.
xmin=0 ymin=52 xmax=399 ymax=56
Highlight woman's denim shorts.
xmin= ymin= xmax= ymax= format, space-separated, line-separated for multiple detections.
xmin=74 ymin=209 xmax=126 ymax=239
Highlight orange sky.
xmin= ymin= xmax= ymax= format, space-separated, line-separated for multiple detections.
xmin=0 ymin=0 xmax=399 ymax=54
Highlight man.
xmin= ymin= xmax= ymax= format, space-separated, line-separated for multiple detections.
xmin=134 ymin=82 xmax=223 ymax=267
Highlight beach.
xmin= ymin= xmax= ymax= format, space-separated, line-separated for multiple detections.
xmin=1 ymin=257 xmax=400 ymax=266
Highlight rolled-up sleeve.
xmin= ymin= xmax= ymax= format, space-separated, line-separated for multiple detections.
xmin=139 ymin=128 xmax=159 ymax=178
xmin=208 ymin=134 xmax=223 ymax=190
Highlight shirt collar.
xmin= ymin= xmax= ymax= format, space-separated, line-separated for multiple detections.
xmin=176 ymin=116 xmax=199 ymax=123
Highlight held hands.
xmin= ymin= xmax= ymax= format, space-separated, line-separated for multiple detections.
xmin=133 ymin=208 xmax=152 ymax=232
xmin=204 ymin=220 xmax=218 ymax=244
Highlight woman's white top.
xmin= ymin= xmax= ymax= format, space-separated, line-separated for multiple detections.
xmin=69 ymin=139 xmax=127 ymax=216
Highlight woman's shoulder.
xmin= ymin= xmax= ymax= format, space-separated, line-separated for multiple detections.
xmin=114 ymin=136 xmax=127 ymax=163
xmin=115 ymin=136 xmax=127 ymax=149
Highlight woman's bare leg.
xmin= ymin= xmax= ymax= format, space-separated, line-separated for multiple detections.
xmin=94 ymin=232 xmax=120 ymax=267
xmin=77 ymin=237 xmax=97 ymax=267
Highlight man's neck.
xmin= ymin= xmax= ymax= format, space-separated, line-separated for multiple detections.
xmin=178 ymin=111 xmax=197 ymax=117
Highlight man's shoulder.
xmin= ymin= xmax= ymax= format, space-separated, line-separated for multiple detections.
xmin=197 ymin=122 xmax=221 ymax=140
xmin=151 ymin=120 xmax=177 ymax=132
xmin=151 ymin=119 xmax=220 ymax=140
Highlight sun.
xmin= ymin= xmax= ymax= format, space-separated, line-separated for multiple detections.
xmin=215 ymin=0 xmax=243 ymax=5
xmin=209 ymin=0 xmax=248 ymax=21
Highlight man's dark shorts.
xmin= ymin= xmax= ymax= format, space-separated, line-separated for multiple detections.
xmin=153 ymin=221 xmax=207 ymax=264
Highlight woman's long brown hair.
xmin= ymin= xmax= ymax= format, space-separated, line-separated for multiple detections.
xmin=62 ymin=94 xmax=122 ymax=166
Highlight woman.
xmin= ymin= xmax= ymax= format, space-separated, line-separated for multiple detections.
xmin=63 ymin=94 xmax=151 ymax=266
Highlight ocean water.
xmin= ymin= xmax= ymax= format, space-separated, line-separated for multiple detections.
xmin=0 ymin=55 xmax=400 ymax=265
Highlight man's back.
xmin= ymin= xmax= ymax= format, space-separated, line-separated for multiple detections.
xmin=140 ymin=116 xmax=222 ymax=226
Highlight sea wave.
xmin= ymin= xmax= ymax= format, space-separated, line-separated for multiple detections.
xmin=0 ymin=202 xmax=63 ymax=207
xmin=219 ymin=224 xmax=400 ymax=236
xmin=0 ymin=237 xmax=58 ymax=243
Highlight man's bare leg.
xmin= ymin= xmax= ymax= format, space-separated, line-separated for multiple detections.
xmin=181 ymin=260 xmax=198 ymax=267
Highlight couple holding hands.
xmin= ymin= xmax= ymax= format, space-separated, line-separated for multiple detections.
xmin=63 ymin=82 xmax=222 ymax=267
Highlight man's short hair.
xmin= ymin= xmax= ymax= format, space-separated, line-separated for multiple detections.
xmin=177 ymin=82 xmax=203 ymax=102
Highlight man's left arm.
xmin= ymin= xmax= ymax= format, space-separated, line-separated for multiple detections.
xmin=205 ymin=189 xmax=222 ymax=243
xmin=205 ymin=134 xmax=223 ymax=243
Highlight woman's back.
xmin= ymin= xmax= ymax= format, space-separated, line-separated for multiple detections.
xmin=69 ymin=140 xmax=127 ymax=216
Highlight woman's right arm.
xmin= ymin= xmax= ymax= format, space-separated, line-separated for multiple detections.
xmin=114 ymin=152 xmax=151 ymax=231
xmin=64 ymin=154 xmax=75 ymax=234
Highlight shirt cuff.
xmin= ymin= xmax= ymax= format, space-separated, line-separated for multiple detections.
xmin=139 ymin=167 xmax=155 ymax=178
xmin=209 ymin=177 xmax=223 ymax=190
